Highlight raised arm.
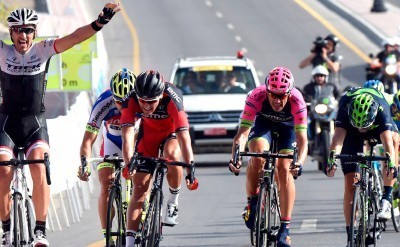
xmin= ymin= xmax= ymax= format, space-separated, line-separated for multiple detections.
xmin=55 ymin=2 xmax=120 ymax=53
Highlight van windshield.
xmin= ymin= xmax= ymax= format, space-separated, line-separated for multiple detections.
xmin=173 ymin=67 xmax=257 ymax=95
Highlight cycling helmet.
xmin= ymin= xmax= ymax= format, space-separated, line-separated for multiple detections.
xmin=363 ymin=80 xmax=384 ymax=93
xmin=110 ymin=68 xmax=136 ymax=101
xmin=311 ymin=65 xmax=329 ymax=76
xmin=348 ymin=93 xmax=379 ymax=128
xmin=7 ymin=8 xmax=39 ymax=27
xmin=265 ymin=66 xmax=294 ymax=94
xmin=134 ymin=70 xmax=165 ymax=100
xmin=394 ymin=91 xmax=400 ymax=113
xmin=381 ymin=38 xmax=395 ymax=47
xmin=325 ymin=34 xmax=339 ymax=46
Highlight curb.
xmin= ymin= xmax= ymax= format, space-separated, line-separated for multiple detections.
xmin=320 ymin=0 xmax=386 ymax=47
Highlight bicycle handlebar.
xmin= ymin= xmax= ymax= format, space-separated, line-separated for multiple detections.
xmin=333 ymin=153 xmax=390 ymax=162
xmin=129 ymin=153 xmax=195 ymax=183
xmin=0 ymin=153 xmax=51 ymax=185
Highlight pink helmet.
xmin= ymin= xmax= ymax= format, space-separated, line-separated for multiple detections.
xmin=265 ymin=67 xmax=294 ymax=94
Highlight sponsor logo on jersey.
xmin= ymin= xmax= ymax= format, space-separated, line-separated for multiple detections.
xmin=167 ymin=87 xmax=182 ymax=104
xmin=91 ymin=100 xmax=113 ymax=126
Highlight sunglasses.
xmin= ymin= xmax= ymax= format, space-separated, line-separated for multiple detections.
xmin=267 ymin=91 xmax=289 ymax=100
xmin=314 ymin=74 xmax=326 ymax=77
xmin=138 ymin=97 xmax=160 ymax=104
xmin=11 ymin=27 xmax=35 ymax=35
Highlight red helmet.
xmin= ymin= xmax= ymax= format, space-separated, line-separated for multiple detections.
xmin=265 ymin=67 xmax=294 ymax=94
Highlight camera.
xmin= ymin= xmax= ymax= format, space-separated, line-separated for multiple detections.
xmin=311 ymin=36 xmax=328 ymax=54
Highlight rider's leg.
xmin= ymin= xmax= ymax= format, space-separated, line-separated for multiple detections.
xmin=246 ymin=138 xmax=269 ymax=197
xmin=163 ymin=138 xmax=182 ymax=202
xmin=0 ymin=154 xmax=13 ymax=228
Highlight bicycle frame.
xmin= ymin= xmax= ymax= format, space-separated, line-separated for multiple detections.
xmin=0 ymin=147 xmax=51 ymax=247
xmin=334 ymin=140 xmax=389 ymax=247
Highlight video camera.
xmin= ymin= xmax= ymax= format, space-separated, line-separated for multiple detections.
xmin=311 ymin=36 xmax=328 ymax=54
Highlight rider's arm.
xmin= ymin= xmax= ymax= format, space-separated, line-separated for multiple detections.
xmin=323 ymin=52 xmax=340 ymax=72
xmin=54 ymin=3 xmax=120 ymax=53
xmin=232 ymin=126 xmax=251 ymax=156
xmin=176 ymin=129 xmax=194 ymax=165
xmin=295 ymin=131 xmax=308 ymax=165
xmin=329 ymin=127 xmax=346 ymax=154
xmin=79 ymin=131 xmax=97 ymax=158
xmin=380 ymin=129 xmax=396 ymax=165
xmin=122 ymin=125 xmax=135 ymax=166
xmin=299 ymin=53 xmax=315 ymax=69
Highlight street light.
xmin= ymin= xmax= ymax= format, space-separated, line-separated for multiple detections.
xmin=371 ymin=0 xmax=387 ymax=12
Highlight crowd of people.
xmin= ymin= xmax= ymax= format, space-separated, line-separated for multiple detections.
xmin=1 ymin=2 xmax=400 ymax=247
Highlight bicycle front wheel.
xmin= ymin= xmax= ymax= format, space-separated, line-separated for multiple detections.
xmin=106 ymin=187 xmax=125 ymax=247
xmin=25 ymin=197 xmax=36 ymax=244
xmin=350 ymin=185 xmax=367 ymax=247
xmin=392 ymin=188 xmax=400 ymax=232
xmin=12 ymin=194 xmax=29 ymax=247
xmin=141 ymin=190 xmax=161 ymax=247
xmin=255 ymin=184 xmax=267 ymax=247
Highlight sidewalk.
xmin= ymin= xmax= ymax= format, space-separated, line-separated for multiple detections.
xmin=323 ymin=0 xmax=400 ymax=46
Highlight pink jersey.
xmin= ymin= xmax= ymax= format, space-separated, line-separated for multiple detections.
xmin=240 ymin=85 xmax=307 ymax=132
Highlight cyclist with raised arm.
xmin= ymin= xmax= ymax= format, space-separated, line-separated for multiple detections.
xmin=326 ymin=87 xmax=399 ymax=246
xmin=229 ymin=67 xmax=308 ymax=247
xmin=120 ymin=70 xmax=198 ymax=246
xmin=77 ymin=68 xmax=135 ymax=246
xmin=0 ymin=4 xmax=120 ymax=246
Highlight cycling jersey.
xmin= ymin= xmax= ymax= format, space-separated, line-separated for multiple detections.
xmin=86 ymin=90 xmax=122 ymax=155
xmin=240 ymin=85 xmax=307 ymax=132
xmin=336 ymin=88 xmax=395 ymax=174
xmin=0 ymin=38 xmax=57 ymax=115
xmin=121 ymin=83 xmax=189 ymax=157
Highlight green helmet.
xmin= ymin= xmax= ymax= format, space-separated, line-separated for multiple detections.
xmin=348 ymin=93 xmax=378 ymax=128
xmin=110 ymin=68 xmax=136 ymax=101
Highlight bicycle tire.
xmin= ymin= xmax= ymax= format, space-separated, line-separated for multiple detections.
xmin=25 ymin=197 xmax=36 ymax=244
xmin=392 ymin=188 xmax=400 ymax=232
xmin=255 ymin=184 xmax=267 ymax=247
xmin=350 ymin=185 xmax=367 ymax=247
xmin=141 ymin=190 xmax=161 ymax=247
xmin=269 ymin=185 xmax=280 ymax=247
xmin=12 ymin=194 xmax=28 ymax=247
xmin=105 ymin=187 xmax=125 ymax=247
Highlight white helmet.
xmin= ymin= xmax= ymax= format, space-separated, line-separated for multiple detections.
xmin=381 ymin=37 xmax=395 ymax=47
xmin=7 ymin=8 xmax=39 ymax=27
xmin=311 ymin=65 xmax=329 ymax=76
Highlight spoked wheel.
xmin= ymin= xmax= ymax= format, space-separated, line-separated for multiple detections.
xmin=25 ymin=198 xmax=36 ymax=244
xmin=268 ymin=186 xmax=281 ymax=247
xmin=255 ymin=185 xmax=267 ymax=247
xmin=106 ymin=187 xmax=125 ymax=247
xmin=12 ymin=194 xmax=29 ymax=247
xmin=141 ymin=190 xmax=161 ymax=247
xmin=392 ymin=187 xmax=400 ymax=232
xmin=350 ymin=186 xmax=367 ymax=247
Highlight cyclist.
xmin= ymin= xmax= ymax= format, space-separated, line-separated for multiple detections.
xmin=326 ymin=87 xmax=399 ymax=246
xmin=229 ymin=67 xmax=308 ymax=247
xmin=77 ymin=68 xmax=135 ymax=246
xmin=120 ymin=70 xmax=199 ymax=246
xmin=0 ymin=4 xmax=120 ymax=246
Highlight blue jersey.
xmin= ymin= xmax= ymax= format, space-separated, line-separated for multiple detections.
xmin=86 ymin=90 xmax=121 ymax=148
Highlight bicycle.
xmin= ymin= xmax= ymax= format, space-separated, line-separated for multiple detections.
xmin=128 ymin=153 xmax=195 ymax=247
xmin=331 ymin=139 xmax=390 ymax=247
xmin=81 ymin=154 xmax=132 ymax=247
xmin=0 ymin=147 xmax=51 ymax=247
xmin=233 ymin=132 xmax=299 ymax=247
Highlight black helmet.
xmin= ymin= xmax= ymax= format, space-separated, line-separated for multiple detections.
xmin=134 ymin=70 xmax=165 ymax=100
xmin=325 ymin=34 xmax=339 ymax=46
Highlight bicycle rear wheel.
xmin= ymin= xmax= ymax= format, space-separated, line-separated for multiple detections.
xmin=12 ymin=194 xmax=29 ymax=247
xmin=25 ymin=197 xmax=36 ymax=244
xmin=350 ymin=186 xmax=367 ymax=247
xmin=105 ymin=187 xmax=125 ymax=247
xmin=141 ymin=190 xmax=161 ymax=247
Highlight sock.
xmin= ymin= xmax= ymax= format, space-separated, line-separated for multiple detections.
xmin=167 ymin=186 xmax=180 ymax=206
xmin=102 ymin=228 xmax=106 ymax=238
xmin=346 ymin=226 xmax=350 ymax=241
xmin=280 ymin=218 xmax=291 ymax=235
xmin=34 ymin=220 xmax=46 ymax=234
xmin=126 ymin=230 xmax=136 ymax=246
xmin=1 ymin=219 xmax=11 ymax=232
xmin=383 ymin=186 xmax=393 ymax=202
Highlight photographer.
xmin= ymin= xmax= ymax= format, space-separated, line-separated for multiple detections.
xmin=299 ymin=34 xmax=341 ymax=87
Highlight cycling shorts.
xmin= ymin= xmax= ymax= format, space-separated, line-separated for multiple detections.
xmin=0 ymin=113 xmax=49 ymax=157
xmin=248 ymin=119 xmax=295 ymax=152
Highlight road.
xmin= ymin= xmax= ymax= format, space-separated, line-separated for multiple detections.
xmin=47 ymin=0 xmax=399 ymax=246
